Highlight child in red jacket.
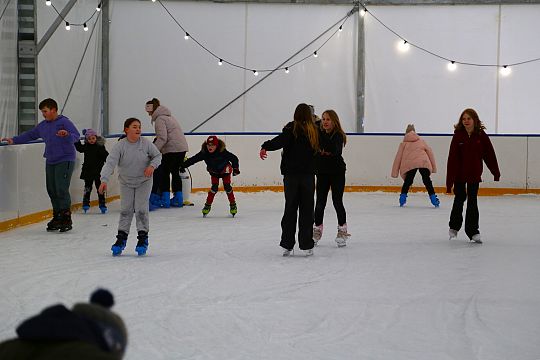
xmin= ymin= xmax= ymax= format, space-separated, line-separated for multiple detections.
xmin=182 ymin=135 xmax=240 ymax=217
xmin=446 ymin=108 xmax=500 ymax=244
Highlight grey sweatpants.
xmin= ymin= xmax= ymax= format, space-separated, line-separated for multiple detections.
xmin=118 ymin=179 xmax=153 ymax=234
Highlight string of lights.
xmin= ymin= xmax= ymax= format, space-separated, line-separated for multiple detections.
xmin=360 ymin=3 xmax=540 ymax=76
xmin=43 ymin=0 xmax=540 ymax=77
xmin=156 ymin=0 xmax=355 ymax=76
xmin=44 ymin=0 xmax=101 ymax=31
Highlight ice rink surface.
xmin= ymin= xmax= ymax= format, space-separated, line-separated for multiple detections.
xmin=1 ymin=191 xmax=539 ymax=360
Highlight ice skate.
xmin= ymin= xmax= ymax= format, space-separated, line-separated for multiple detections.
xmin=229 ymin=202 xmax=237 ymax=217
xmin=202 ymin=203 xmax=211 ymax=217
xmin=99 ymin=205 xmax=108 ymax=214
xmin=471 ymin=234 xmax=483 ymax=244
xmin=46 ymin=211 xmax=61 ymax=231
xmin=448 ymin=229 xmax=458 ymax=240
xmin=399 ymin=193 xmax=407 ymax=207
xmin=429 ymin=194 xmax=440 ymax=208
xmin=58 ymin=210 xmax=72 ymax=232
xmin=303 ymin=249 xmax=314 ymax=257
xmin=282 ymin=247 xmax=292 ymax=257
xmin=313 ymin=224 xmax=323 ymax=245
xmin=335 ymin=224 xmax=350 ymax=247
xmin=135 ymin=231 xmax=149 ymax=256
xmin=111 ymin=231 xmax=128 ymax=256
xmin=82 ymin=204 xmax=90 ymax=213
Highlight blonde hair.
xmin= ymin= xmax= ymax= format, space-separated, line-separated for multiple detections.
xmin=293 ymin=103 xmax=319 ymax=151
xmin=322 ymin=110 xmax=347 ymax=146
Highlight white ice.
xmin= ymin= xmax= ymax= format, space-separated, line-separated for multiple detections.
xmin=1 ymin=191 xmax=540 ymax=360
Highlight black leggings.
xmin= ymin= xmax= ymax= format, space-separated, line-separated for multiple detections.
xmin=449 ymin=182 xmax=480 ymax=239
xmin=401 ymin=168 xmax=435 ymax=195
xmin=314 ymin=172 xmax=346 ymax=226
xmin=159 ymin=151 xmax=186 ymax=193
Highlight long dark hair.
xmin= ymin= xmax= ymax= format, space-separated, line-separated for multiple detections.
xmin=455 ymin=108 xmax=486 ymax=133
xmin=293 ymin=103 xmax=319 ymax=151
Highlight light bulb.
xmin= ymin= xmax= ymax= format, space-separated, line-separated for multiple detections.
xmin=96 ymin=3 xmax=101 ymax=11
xmin=218 ymin=59 xmax=223 ymax=66
xmin=500 ymin=66 xmax=512 ymax=76
xmin=447 ymin=61 xmax=457 ymax=71
xmin=338 ymin=25 xmax=343 ymax=32
xmin=360 ymin=9 xmax=366 ymax=17
xmin=313 ymin=51 xmax=318 ymax=58
xmin=45 ymin=0 xmax=51 ymax=6
xmin=152 ymin=0 xmax=156 ymax=2
xmin=184 ymin=33 xmax=190 ymax=40
xmin=397 ymin=40 xmax=410 ymax=52
xmin=83 ymin=23 xmax=88 ymax=31
xmin=65 ymin=22 xmax=70 ymax=30
xmin=285 ymin=67 xmax=289 ymax=74
xmin=253 ymin=70 xmax=259 ymax=76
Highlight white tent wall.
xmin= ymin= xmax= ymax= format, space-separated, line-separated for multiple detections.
xmin=498 ymin=5 xmax=540 ymax=134
xmin=108 ymin=1 xmax=358 ymax=134
xmin=36 ymin=0 xmax=102 ymax=133
xmin=364 ymin=4 xmax=540 ymax=134
xmin=0 ymin=0 xmax=18 ymax=137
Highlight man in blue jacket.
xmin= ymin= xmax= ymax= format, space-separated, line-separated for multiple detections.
xmin=1 ymin=98 xmax=80 ymax=232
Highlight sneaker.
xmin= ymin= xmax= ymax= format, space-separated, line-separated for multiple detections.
xmin=303 ymin=249 xmax=314 ymax=257
xmin=282 ymin=247 xmax=292 ymax=257
xmin=471 ymin=234 xmax=483 ymax=244
xmin=449 ymin=229 xmax=458 ymax=240
xmin=335 ymin=224 xmax=350 ymax=247
xmin=202 ymin=203 xmax=211 ymax=217
xmin=313 ymin=224 xmax=323 ymax=244
xmin=229 ymin=202 xmax=238 ymax=216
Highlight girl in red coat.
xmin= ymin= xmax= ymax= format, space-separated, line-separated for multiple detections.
xmin=446 ymin=108 xmax=500 ymax=244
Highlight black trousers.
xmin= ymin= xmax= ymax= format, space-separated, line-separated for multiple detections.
xmin=159 ymin=152 xmax=186 ymax=193
xmin=449 ymin=182 xmax=480 ymax=239
xmin=314 ymin=172 xmax=346 ymax=226
xmin=83 ymin=177 xmax=105 ymax=206
xmin=280 ymin=174 xmax=315 ymax=251
xmin=401 ymin=168 xmax=435 ymax=195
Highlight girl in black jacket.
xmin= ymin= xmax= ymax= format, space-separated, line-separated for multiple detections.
xmin=260 ymin=103 xmax=319 ymax=256
xmin=75 ymin=129 xmax=109 ymax=213
xmin=313 ymin=110 xmax=350 ymax=247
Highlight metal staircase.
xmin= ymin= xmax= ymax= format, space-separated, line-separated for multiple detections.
xmin=17 ymin=0 xmax=37 ymax=134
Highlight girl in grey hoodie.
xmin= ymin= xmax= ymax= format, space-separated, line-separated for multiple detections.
xmin=99 ymin=118 xmax=162 ymax=256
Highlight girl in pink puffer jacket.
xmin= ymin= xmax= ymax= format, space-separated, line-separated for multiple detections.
xmin=391 ymin=124 xmax=439 ymax=207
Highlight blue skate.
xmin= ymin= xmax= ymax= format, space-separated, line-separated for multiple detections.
xmin=399 ymin=193 xmax=407 ymax=207
xmin=135 ymin=231 xmax=149 ymax=256
xmin=99 ymin=205 xmax=108 ymax=214
xmin=82 ymin=205 xmax=90 ymax=213
xmin=429 ymin=194 xmax=440 ymax=208
xmin=111 ymin=231 xmax=128 ymax=256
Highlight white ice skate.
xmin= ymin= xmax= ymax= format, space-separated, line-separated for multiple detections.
xmin=471 ymin=234 xmax=483 ymax=244
xmin=313 ymin=224 xmax=323 ymax=245
xmin=303 ymin=249 xmax=314 ymax=257
xmin=335 ymin=224 xmax=350 ymax=248
xmin=449 ymin=229 xmax=458 ymax=240
xmin=282 ymin=247 xmax=292 ymax=257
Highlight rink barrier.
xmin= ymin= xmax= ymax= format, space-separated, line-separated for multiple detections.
xmin=1 ymin=132 xmax=539 ymax=233
xmin=0 ymin=196 xmax=120 ymax=233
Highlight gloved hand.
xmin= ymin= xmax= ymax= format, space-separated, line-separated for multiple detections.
xmin=233 ymin=168 xmax=240 ymax=176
